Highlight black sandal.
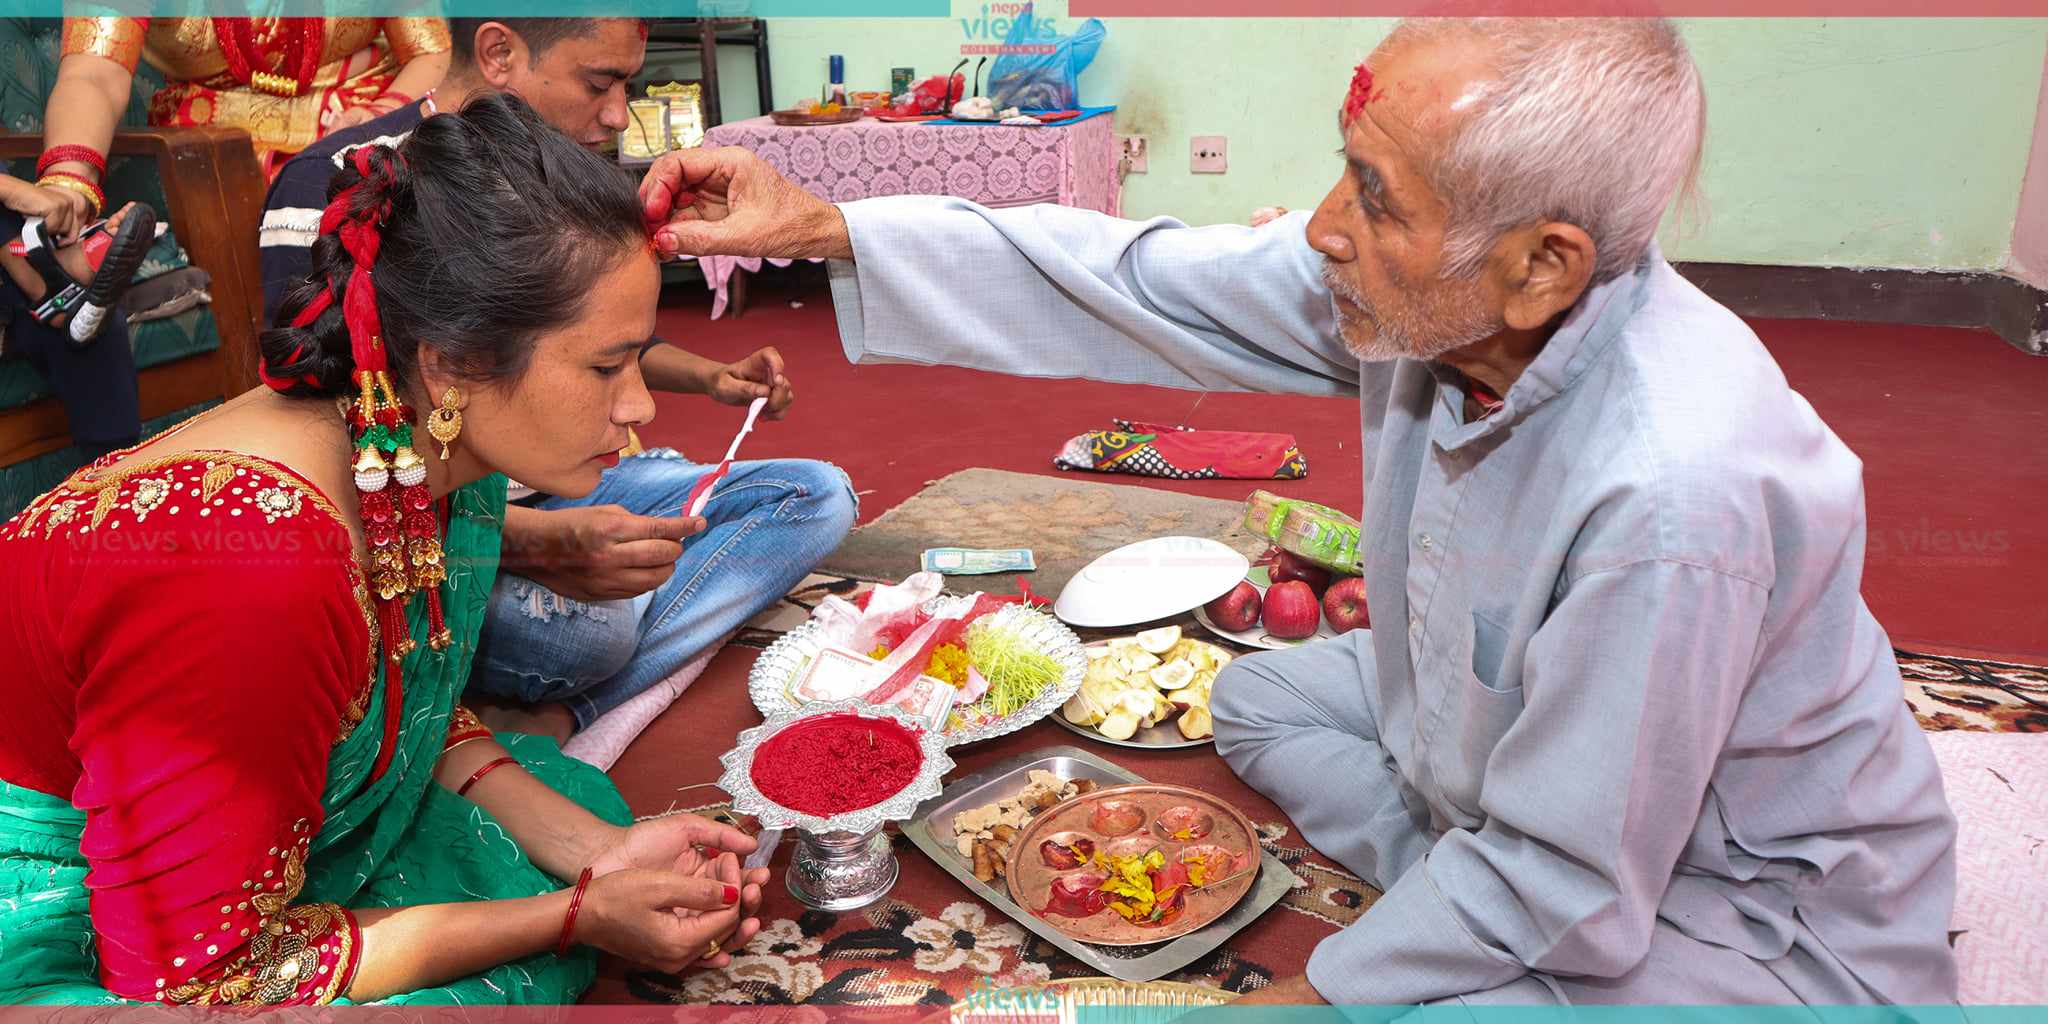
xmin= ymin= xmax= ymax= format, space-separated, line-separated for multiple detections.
xmin=18 ymin=204 xmax=157 ymax=346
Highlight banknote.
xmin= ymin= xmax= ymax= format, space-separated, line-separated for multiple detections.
xmin=921 ymin=547 xmax=1036 ymax=575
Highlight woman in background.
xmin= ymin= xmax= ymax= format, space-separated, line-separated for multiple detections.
xmin=38 ymin=14 xmax=449 ymax=201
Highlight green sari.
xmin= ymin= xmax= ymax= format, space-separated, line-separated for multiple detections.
xmin=0 ymin=476 xmax=630 ymax=1005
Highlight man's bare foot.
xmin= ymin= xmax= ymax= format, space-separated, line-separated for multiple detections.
xmin=474 ymin=699 xmax=576 ymax=746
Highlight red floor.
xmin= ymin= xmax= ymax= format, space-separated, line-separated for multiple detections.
xmin=642 ymin=269 xmax=2048 ymax=663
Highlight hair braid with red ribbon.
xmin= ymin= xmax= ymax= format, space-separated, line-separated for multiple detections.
xmin=259 ymin=144 xmax=450 ymax=782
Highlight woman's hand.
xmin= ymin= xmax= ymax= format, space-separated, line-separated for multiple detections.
xmin=586 ymin=814 xmax=770 ymax=968
xmin=576 ymin=868 xmax=758 ymax=972
xmin=587 ymin=812 xmax=757 ymax=877
xmin=4 ymin=183 xmax=88 ymax=241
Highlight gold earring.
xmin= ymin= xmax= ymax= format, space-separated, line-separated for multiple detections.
xmin=426 ymin=386 xmax=463 ymax=460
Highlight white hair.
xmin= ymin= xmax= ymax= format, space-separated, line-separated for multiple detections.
xmin=1388 ymin=18 xmax=1707 ymax=284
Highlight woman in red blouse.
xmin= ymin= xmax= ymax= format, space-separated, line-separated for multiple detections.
xmin=0 ymin=94 xmax=765 ymax=1005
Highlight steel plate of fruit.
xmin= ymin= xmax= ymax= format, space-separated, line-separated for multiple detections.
xmin=1005 ymin=783 xmax=1259 ymax=946
xmin=1052 ymin=630 xmax=1229 ymax=749
xmin=1194 ymin=565 xmax=1367 ymax=651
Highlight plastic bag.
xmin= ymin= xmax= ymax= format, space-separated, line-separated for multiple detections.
xmin=988 ymin=13 xmax=1106 ymax=111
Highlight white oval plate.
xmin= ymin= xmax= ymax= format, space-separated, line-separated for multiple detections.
xmin=1190 ymin=566 xmax=1347 ymax=651
xmin=1052 ymin=536 xmax=1250 ymax=629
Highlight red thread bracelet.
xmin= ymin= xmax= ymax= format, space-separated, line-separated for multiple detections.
xmin=557 ymin=867 xmax=594 ymax=956
xmin=456 ymin=755 xmax=519 ymax=797
xmin=37 ymin=145 xmax=106 ymax=178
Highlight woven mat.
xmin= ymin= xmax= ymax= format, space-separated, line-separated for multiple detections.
xmin=818 ymin=469 xmax=1266 ymax=600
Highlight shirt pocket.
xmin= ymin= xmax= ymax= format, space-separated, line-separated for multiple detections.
xmin=1426 ymin=610 xmax=1526 ymax=830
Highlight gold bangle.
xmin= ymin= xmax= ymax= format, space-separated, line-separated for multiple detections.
xmin=35 ymin=174 xmax=103 ymax=217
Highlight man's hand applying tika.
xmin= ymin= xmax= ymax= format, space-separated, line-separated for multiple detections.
xmin=639 ymin=147 xmax=853 ymax=262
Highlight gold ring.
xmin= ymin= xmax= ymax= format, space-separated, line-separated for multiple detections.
xmin=703 ymin=939 xmax=721 ymax=959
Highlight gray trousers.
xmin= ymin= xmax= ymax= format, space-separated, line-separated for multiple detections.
xmin=1211 ymin=634 xmax=1861 ymax=1006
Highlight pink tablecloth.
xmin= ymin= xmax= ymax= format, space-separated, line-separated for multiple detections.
xmin=691 ymin=113 xmax=1123 ymax=317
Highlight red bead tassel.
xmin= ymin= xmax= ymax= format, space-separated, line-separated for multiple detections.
xmin=371 ymin=597 xmax=409 ymax=781
xmin=425 ymin=588 xmax=450 ymax=651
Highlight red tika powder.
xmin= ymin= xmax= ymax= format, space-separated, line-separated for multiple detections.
xmin=750 ymin=713 xmax=924 ymax=816
xmin=1342 ymin=62 xmax=1378 ymax=127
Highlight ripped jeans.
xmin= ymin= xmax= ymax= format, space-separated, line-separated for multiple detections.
xmin=468 ymin=449 xmax=858 ymax=730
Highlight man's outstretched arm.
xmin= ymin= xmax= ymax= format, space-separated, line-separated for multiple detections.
xmin=642 ymin=147 xmax=1363 ymax=397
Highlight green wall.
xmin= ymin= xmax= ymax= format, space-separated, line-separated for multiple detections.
xmin=756 ymin=9 xmax=2047 ymax=272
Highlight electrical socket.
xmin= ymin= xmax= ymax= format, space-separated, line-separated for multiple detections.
xmin=1119 ymin=134 xmax=1148 ymax=174
xmin=1191 ymin=135 xmax=1227 ymax=174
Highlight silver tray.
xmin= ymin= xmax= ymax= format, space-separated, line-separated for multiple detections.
xmin=902 ymin=745 xmax=1299 ymax=982
xmin=1044 ymin=639 xmax=1218 ymax=750
xmin=1049 ymin=712 xmax=1209 ymax=750
xmin=749 ymin=596 xmax=1087 ymax=748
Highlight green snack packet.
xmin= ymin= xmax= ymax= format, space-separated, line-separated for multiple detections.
xmin=1241 ymin=490 xmax=1364 ymax=575
xmin=1278 ymin=505 xmax=1363 ymax=575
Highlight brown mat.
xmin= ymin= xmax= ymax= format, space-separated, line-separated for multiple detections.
xmin=820 ymin=469 xmax=1266 ymax=600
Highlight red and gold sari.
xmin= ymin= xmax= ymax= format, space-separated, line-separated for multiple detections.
xmin=62 ymin=17 xmax=449 ymax=177
xmin=0 ymin=421 xmax=628 ymax=1005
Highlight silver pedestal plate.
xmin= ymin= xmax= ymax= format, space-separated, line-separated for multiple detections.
xmin=718 ymin=699 xmax=955 ymax=910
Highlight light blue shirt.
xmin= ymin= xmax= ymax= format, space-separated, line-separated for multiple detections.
xmin=828 ymin=197 xmax=1958 ymax=1004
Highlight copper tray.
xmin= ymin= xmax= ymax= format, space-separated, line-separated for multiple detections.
xmin=1003 ymin=783 xmax=1259 ymax=946
xmin=769 ymin=109 xmax=863 ymax=126
xmin=906 ymin=746 xmax=1297 ymax=981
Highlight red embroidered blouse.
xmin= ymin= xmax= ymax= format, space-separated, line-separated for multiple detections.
xmin=0 ymin=444 xmax=484 ymax=1004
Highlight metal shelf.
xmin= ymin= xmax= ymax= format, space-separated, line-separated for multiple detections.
xmin=641 ymin=18 xmax=772 ymax=128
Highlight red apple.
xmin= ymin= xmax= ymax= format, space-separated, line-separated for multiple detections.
xmin=1269 ymin=551 xmax=1332 ymax=595
xmin=1203 ymin=580 xmax=1262 ymax=632
xmin=1322 ymin=576 xmax=1369 ymax=635
xmin=1261 ymin=580 xmax=1321 ymax=639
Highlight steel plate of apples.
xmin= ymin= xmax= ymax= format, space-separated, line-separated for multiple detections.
xmin=1195 ymin=551 xmax=1369 ymax=651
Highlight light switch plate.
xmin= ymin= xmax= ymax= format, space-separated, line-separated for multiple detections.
xmin=1191 ymin=135 xmax=1227 ymax=174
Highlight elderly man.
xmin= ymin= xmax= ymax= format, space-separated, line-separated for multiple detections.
xmin=643 ymin=18 xmax=1957 ymax=1006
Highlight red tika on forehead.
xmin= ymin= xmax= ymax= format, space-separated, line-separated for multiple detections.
xmin=1342 ymin=62 xmax=1378 ymax=127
